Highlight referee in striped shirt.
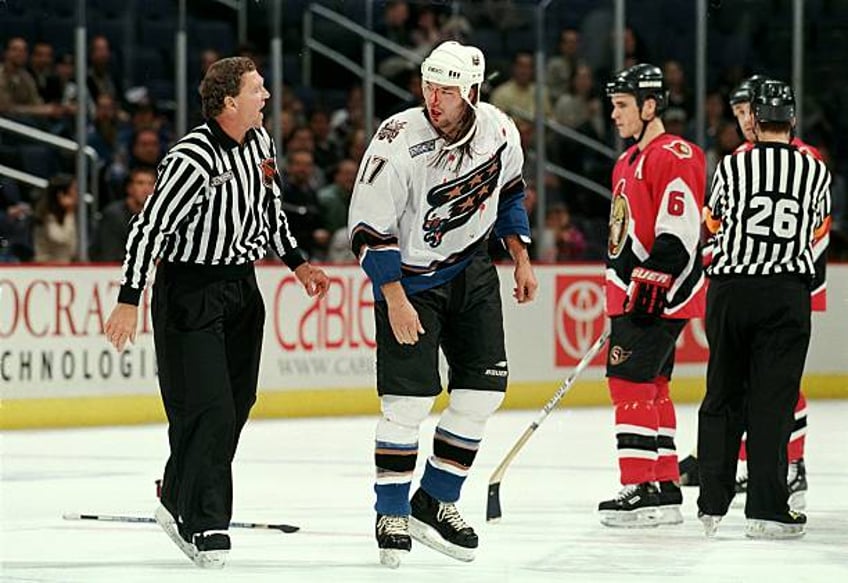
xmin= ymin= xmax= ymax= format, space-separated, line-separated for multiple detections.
xmin=104 ymin=57 xmax=329 ymax=566
xmin=697 ymin=80 xmax=831 ymax=539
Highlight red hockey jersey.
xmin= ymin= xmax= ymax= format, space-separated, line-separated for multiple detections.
xmin=607 ymin=133 xmax=707 ymax=318
xmin=731 ymin=137 xmax=829 ymax=311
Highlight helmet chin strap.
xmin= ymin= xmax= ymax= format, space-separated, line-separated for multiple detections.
xmin=634 ymin=100 xmax=651 ymax=145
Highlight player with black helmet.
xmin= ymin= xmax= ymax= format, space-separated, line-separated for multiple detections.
xmin=598 ymin=63 xmax=706 ymax=527
xmin=697 ymin=80 xmax=831 ymax=539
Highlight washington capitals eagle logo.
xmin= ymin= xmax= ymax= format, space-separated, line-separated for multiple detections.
xmin=422 ymin=142 xmax=506 ymax=248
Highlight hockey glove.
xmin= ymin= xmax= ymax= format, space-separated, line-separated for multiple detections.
xmin=625 ymin=267 xmax=672 ymax=319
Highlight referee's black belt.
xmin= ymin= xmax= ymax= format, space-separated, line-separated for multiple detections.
xmin=709 ymin=272 xmax=810 ymax=285
xmin=160 ymin=260 xmax=255 ymax=282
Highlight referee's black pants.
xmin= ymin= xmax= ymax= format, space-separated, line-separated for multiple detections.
xmin=152 ymin=262 xmax=265 ymax=537
xmin=697 ymin=275 xmax=810 ymax=521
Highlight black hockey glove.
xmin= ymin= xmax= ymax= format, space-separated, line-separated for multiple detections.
xmin=625 ymin=267 xmax=672 ymax=320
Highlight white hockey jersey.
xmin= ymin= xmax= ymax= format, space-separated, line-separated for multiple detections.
xmin=348 ymin=102 xmax=529 ymax=299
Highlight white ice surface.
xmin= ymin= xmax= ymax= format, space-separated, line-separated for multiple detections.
xmin=2 ymin=402 xmax=847 ymax=582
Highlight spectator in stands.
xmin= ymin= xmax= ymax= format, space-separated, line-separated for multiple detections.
xmin=461 ymin=0 xmax=531 ymax=32
xmin=28 ymin=41 xmax=63 ymax=105
xmin=539 ymin=202 xmax=587 ymax=262
xmin=703 ymin=91 xmax=726 ymax=151
xmin=664 ymin=107 xmax=689 ymax=138
xmin=87 ymin=93 xmax=121 ymax=168
xmin=706 ymin=120 xmax=742 ymax=181
xmin=87 ymin=36 xmax=123 ymax=108
xmin=331 ymin=85 xmax=368 ymax=154
xmin=283 ymin=149 xmax=329 ymax=259
xmin=309 ymin=108 xmax=340 ymax=172
xmin=0 ymin=178 xmax=34 ymax=262
xmin=90 ymin=167 xmax=155 ymax=262
xmin=317 ymin=158 xmax=358 ymax=235
xmin=375 ymin=1 xmax=414 ymax=78
xmin=129 ymin=128 xmax=164 ymax=170
xmin=285 ymin=126 xmax=326 ymax=189
xmin=554 ymin=63 xmax=604 ymax=139
xmin=663 ymin=60 xmax=693 ymax=120
xmin=33 ymin=174 xmax=78 ymax=263
xmin=490 ymin=52 xmax=551 ymax=119
xmin=0 ymin=37 xmax=68 ymax=123
xmin=411 ymin=6 xmax=443 ymax=54
xmin=345 ymin=127 xmax=368 ymax=164
xmin=547 ymin=28 xmax=582 ymax=104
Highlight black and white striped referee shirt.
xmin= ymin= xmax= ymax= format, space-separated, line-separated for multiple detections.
xmin=706 ymin=142 xmax=831 ymax=277
xmin=117 ymin=119 xmax=305 ymax=305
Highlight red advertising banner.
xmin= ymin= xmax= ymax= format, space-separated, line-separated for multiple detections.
xmin=554 ymin=274 xmax=709 ymax=367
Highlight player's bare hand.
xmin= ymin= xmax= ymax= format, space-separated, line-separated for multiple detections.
xmin=513 ymin=261 xmax=538 ymax=304
xmin=387 ymin=299 xmax=425 ymax=345
xmin=295 ymin=262 xmax=329 ymax=299
xmin=104 ymin=303 xmax=139 ymax=352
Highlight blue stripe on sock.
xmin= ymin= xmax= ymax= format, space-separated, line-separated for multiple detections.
xmin=375 ymin=440 xmax=418 ymax=451
xmin=374 ymin=482 xmax=411 ymax=516
xmin=420 ymin=460 xmax=465 ymax=503
xmin=435 ymin=426 xmax=481 ymax=448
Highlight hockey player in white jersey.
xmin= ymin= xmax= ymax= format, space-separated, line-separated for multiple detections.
xmin=348 ymin=41 xmax=538 ymax=568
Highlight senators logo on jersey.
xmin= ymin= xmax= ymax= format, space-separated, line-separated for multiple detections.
xmin=422 ymin=143 xmax=506 ymax=247
xmin=663 ymin=139 xmax=693 ymax=160
xmin=608 ymin=179 xmax=630 ymax=259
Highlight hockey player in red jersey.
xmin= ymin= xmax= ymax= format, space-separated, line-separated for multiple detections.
xmin=599 ymin=63 xmax=707 ymax=527
xmin=679 ymin=76 xmax=829 ymax=512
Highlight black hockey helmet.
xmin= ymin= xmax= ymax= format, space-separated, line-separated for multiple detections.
xmin=752 ymin=80 xmax=795 ymax=123
xmin=605 ymin=63 xmax=668 ymax=115
xmin=728 ymin=74 xmax=769 ymax=106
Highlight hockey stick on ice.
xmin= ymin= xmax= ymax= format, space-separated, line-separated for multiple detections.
xmin=62 ymin=512 xmax=300 ymax=533
xmin=486 ymin=329 xmax=609 ymax=523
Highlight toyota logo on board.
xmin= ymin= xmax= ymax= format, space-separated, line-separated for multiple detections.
xmin=555 ymin=275 xmax=607 ymax=366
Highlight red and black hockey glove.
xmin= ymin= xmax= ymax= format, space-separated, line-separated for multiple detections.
xmin=625 ymin=267 xmax=672 ymax=319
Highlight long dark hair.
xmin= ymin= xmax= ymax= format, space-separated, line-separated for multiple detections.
xmin=36 ymin=173 xmax=75 ymax=224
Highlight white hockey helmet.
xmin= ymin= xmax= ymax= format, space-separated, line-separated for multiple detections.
xmin=421 ymin=41 xmax=485 ymax=107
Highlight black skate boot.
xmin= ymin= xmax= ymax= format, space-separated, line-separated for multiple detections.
xmin=375 ymin=514 xmax=411 ymax=569
xmin=678 ymin=455 xmax=700 ymax=486
xmin=409 ymin=488 xmax=477 ymax=562
xmin=787 ymin=458 xmax=807 ymax=511
xmin=746 ymin=510 xmax=806 ymax=540
xmin=598 ymin=482 xmax=660 ymax=528
xmin=656 ymin=481 xmax=684 ymax=525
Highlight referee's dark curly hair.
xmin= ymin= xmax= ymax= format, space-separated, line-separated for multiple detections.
xmin=198 ymin=56 xmax=257 ymax=119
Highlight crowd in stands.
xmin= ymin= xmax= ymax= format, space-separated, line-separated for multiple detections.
xmin=1 ymin=0 xmax=846 ymax=265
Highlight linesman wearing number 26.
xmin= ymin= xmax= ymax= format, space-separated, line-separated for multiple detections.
xmin=697 ymin=81 xmax=832 ymax=539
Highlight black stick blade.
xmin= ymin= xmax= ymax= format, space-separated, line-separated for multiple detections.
xmin=486 ymin=481 xmax=502 ymax=522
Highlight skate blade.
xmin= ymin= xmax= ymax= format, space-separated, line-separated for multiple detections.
xmin=699 ymin=515 xmax=722 ymax=537
xmin=409 ymin=518 xmax=475 ymax=562
xmin=656 ymin=506 xmax=684 ymax=526
xmin=154 ymin=505 xmax=198 ymax=563
xmin=788 ymin=490 xmax=806 ymax=511
xmin=745 ymin=519 xmax=805 ymax=540
xmin=599 ymin=507 xmax=661 ymax=528
xmin=194 ymin=550 xmax=228 ymax=569
xmin=379 ymin=548 xmax=408 ymax=569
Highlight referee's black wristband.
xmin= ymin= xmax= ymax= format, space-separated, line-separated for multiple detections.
xmin=117 ymin=284 xmax=142 ymax=306
xmin=282 ymin=248 xmax=307 ymax=271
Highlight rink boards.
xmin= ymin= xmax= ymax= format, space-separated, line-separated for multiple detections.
xmin=1 ymin=263 xmax=846 ymax=429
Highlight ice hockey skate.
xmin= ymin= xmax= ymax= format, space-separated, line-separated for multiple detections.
xmin=698 ymin=511 xmax=722 ymax=537
xmin=678 ymin=454 xmax=700 ymax=486
xmin=656 ymin=481 xmax=684 ymax=525
xmin=787 ymin=459 xmax=808 ymax=511
xmin=408 ymin=488 xmax=477 ymax=562
xmin=154 ymin=504 xmax=230 ymax=568
xmin=598 ymin=482 xmax=661 ymax=527
xmin=746 ymin=511 xmax=806 ymax=539
xmin=375 ymin=514 xmax=411 ymax=568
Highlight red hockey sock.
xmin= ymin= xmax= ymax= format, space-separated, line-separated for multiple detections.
xmin=609 ymin=377 xmax=658 ymax=484
xmin=654 ymin=377 xmax=679 ymax=482
xmin=788 ymin=391 xmax=807 ymax=462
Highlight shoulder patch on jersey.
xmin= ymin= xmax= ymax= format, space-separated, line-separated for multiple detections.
xmin=377 ymin=119 xmax=407 ymax=143
xmin=408 ymin=139 xmax=436 ymax=158
xmin=663 ymin=139 xmax=693 ymax=160
xmin=259 ymin=157 xmax=277 ymax=188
